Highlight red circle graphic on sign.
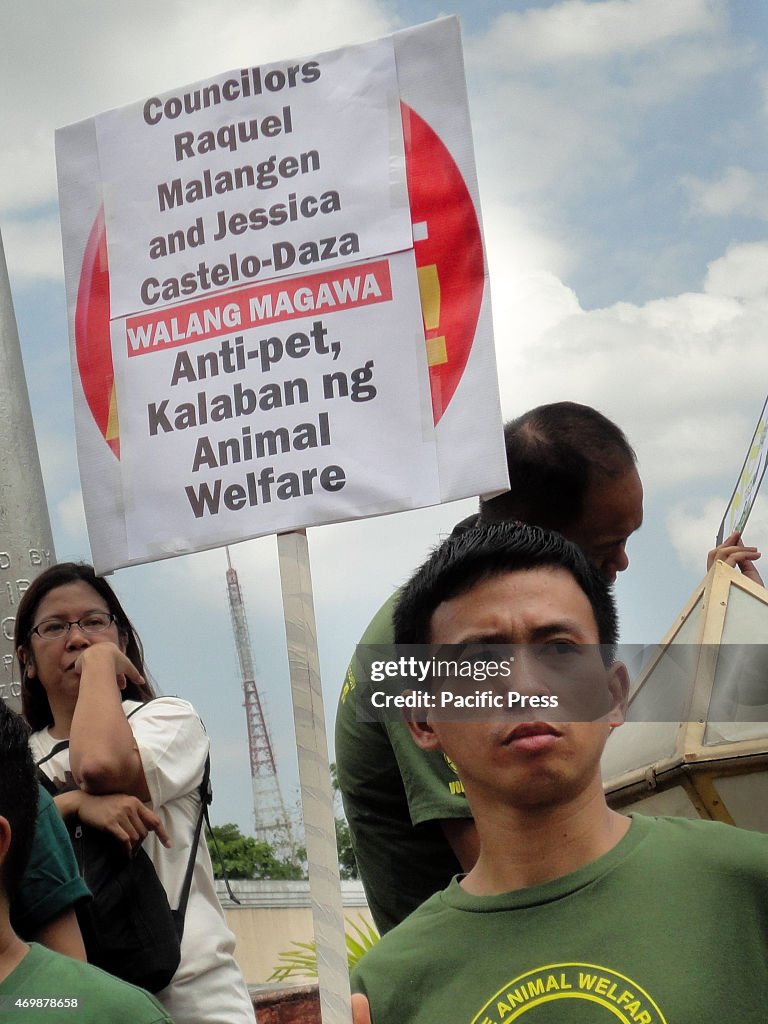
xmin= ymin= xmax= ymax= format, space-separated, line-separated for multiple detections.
xmin=401 ymin=102 xmax=484 ymax=424
xmin=75 ymin=207 xmax=120 ymax=457
xmin=74 ymin=102 xmax=485 ymax=454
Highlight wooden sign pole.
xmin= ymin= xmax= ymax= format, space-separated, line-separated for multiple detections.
xmin=277 ymin=529 xmax=352 ymax=1024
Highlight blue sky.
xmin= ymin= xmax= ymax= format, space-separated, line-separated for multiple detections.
xmin=3 ymin=0 xmax=768 ymax=834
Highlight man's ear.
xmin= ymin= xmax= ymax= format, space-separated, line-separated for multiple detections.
xmin=17 ymin=646 xmax=34 ymax=678
xmin=0 ymin=816 xmax=11 ymax=872
xmin=606 ymin=662 xmax=630 ymax=727
xmin=401 ymin=691 xmax=442 ymax=752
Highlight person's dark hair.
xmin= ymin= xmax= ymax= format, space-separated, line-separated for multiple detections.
xmin=479 ymin=402 xmax=637 ymax=532
xmin=393 ymin=521 xmax=617 ymax=659
xmin=0 ymin=701 xmax=38 ymax=895
xmin=15 ymin=563 xmax=154 ymax=731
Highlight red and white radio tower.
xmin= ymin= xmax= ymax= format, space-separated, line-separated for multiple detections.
xmin=225 ymin=548 xmax=295 ymax=860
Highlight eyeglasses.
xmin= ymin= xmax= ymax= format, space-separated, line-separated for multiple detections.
xmin=30 ymin=612 xmax=117 ymax=641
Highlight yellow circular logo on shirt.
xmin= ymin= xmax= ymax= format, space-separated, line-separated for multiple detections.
xmin=471 ymin=963 xmax=667 ymax=1023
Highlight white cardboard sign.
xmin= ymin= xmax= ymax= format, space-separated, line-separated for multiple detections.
xmin=57 ymin=18 xmax=508 ymax=572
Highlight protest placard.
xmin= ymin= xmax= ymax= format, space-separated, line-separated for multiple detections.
xmin=717 ymin=395 xmax=768 ymax=544
xmin=57 ymin=17 xmax=507 ymax=572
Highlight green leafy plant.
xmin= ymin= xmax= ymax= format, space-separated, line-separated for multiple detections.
xmin=268 ymin=916 xmax=379 ymax=981
xmin=206 ymin=823 xmax=306 ymax=880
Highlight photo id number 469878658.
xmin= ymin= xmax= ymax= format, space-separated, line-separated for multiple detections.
xmin=0 ymin=997 xmax=79 ymax=1010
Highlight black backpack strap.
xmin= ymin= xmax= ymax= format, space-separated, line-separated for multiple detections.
xmin=201 ymin=775 xmax=241 ymax=907
xmin=36 ymin=740 xmax=72 ymax=796
xmin=36 ymin=739 xmax=71 ymax=769
xmin=36 ymin=770 xmax=58 ymax=797
xmin=173 ymin=754 xmax=211 ymax=938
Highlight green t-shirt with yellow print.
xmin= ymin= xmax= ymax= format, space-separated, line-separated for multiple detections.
xmin=352 ymin=814 xmax=768 ymax=1024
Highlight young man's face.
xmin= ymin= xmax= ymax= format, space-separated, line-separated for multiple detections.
xmin=410 ymin=566 xmax=626 ymax=812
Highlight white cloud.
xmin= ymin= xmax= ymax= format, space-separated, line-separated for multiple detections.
xmin=682 ymin=166 xmax=768 ymax=220
xmin=32 ymin=421 xmax=81 ymax=504
xmin=56 ymin=489 xmax=88 ymax=542
xmin=704 ymin=241 xmax=768 ymax=299
xmin=483 ymin=197 xmax=573 ymax=280
xmin=464 ymin=0 xmax=747 ymax=221
xmin=470 ymin=78 xmax=630 ymax=204
xmin=0 ymin=131 xmax=59 ymax=217
xmin=463 ymin=31 xmax=749 ymax=259
xmin=1 ymin=218 xmax=63 ymax=283
xmin=667 ymin=493 xmax=768 ymax=570
xmin=483 ymin=227 xmax=768 ymax=495
xmin=470 ymin=0 xmax=724 ymax=66
xmin=612 ymin=36 xmax=750 ymax=105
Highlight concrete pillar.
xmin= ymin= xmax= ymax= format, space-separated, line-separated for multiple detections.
xmin=0 ymin=229 xmax=55 ymax=706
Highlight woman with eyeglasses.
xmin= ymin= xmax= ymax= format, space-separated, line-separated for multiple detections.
xmin=15 ymin=562 xmax=255 ymax=1024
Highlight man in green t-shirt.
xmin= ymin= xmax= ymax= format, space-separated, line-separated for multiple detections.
xmin=0 ymin=702 xmax=174 ymax=1023
xmin=351 ymin=522 xmax=768 ymax=1024
xmin=338 ymin=402 xmax=762 ymax=934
